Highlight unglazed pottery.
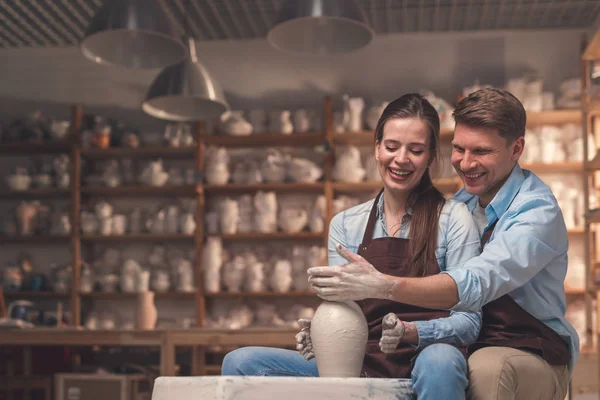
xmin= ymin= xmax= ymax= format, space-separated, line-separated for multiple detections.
xmin=136 ymin=291 xmax=157 ymax=330
xmin=310 ymin=300 xmax=368 ymax=377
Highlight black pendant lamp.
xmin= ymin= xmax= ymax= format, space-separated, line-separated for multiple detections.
xmin=267 ymin=0 xmax=374 ymax=55
xmin=80 ymin=0 xmax=188 ymax=69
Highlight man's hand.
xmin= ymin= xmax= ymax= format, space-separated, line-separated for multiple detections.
xmin=295 ymin=318 xmax=314 ymax=360
xmin=379 ymin=313 xmax=405 ymax=354
xmin=307 ymin=244 xmax=395 ymax=302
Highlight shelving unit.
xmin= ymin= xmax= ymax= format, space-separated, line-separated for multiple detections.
xmin=0 ymin=95 xmax=591 ymax=371
xmin=583 ymin=31 xmax=600 ymax=350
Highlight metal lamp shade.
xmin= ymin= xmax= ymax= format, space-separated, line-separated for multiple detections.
xmin=142 ymin=60 xmax=229 ymax=122
xmin=80 ymin=0 xmax=188 ymax=69
xmin=267 ymin=0 xmax=374 ymax=55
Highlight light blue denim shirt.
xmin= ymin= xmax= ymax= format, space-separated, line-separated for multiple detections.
xmin=446 ymin=164 xmax=580 ymax=371
xmin=328 ymin=195 xmax=482 ymax=349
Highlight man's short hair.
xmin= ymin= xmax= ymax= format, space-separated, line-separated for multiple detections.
xmin=452 ymin=87 xmax=527 ymax=143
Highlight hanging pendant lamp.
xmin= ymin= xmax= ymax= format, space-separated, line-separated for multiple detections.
xmin=267 ymin=0 xmax=374 ymax=55
xmin=80 ymin=0 xmax=188 ymax=69
xmin=142 ymin=39 xmax=229 ymax=122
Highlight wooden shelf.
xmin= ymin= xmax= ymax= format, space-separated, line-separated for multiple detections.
xmin=586 ymin=151 xmax=600 ymax=170
xmin=80 ymin=291 xmax=196 ymax=299
xmin=332 ymin=177 xmax=460 ymax=194
xmin=208 ymin=232 xmax=324 ymax=241
xmin=0 ymin=140 xmax=71 ymax=155
xmin=521 ymin=162 xmax=582 ymax=173
xmin=565 ymin=288 xmax=586 ymax=295
xmin=333 ymin=128 xmax=454 ymax=146
xmin=3 ymin=291 xmax=70 ymax=298
xmin=81 ymin=146 xmax=195 ymax=159
xmin=586 ymin=208 xmax=600 ymax=223
xmin=568 ymin=228 xmax=585 ymax=234
xmin=526 ymin=110 xmax=581 ymax=127
xmin=332 ymin=181 xmax=382 ymax=193
xmin=0 ymin=188 xmax=70 ymax=199
xmin=434 ymin=177 xmax=462 ymax=192
xmin=203 ymin=132 xmax=325 ymax=148
xmin=206 ymin=291 xmax=316 ymax=297
xmin=205 ymin=365 xmax=221 ymax=374
xmin=81 ymin=185 xmax=196 ymax=197
xmin=81 ymin=234 xmax=194 ymax=242
xmin=0 ymin=235 xmax=70 ymax=244
xmin=583 ymin=29 xmax=600 ymax=60
xmin=204 ymin=182 xmax=325 ymax=193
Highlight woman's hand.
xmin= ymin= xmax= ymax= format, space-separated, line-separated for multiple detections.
xmin=379 ymin=313 xmax=405 ymax=353
xmin=295 ymin=318 xmax=314 ymax=360
xmin=307 ymin=244 xmax=395 ymax=302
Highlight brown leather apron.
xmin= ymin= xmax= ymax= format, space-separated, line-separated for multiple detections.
xmin=358 ymin=190 xmax=458 ymax=378
xmin=466 ymin=221 xmax=571 ymax=365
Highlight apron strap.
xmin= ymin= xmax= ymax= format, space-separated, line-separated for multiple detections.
xmin=481 ymin=220 xmax=498 ymax=248
xmin=361 ymin=189 xmax=384 ymax=246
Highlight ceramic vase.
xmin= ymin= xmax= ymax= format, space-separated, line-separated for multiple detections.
xmin=310 ymin=300 xmax=368 ymax=377
xmin=136 ymin=291 xmax=157 ymax=330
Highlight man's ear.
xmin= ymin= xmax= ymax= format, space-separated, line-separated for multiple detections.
xmin=512 ymin=136 xmax=525 ymax=161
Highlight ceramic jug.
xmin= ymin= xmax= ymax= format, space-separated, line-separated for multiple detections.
xmin=310 ymin=300 xmax=368 ymax=377
xmin=136 ymin=291 xmax=157 ymax=330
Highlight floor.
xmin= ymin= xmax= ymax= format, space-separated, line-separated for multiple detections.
xmin=572 ymin=352 xmax=599 ymax=399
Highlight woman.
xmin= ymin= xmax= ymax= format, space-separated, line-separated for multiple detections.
xmin=222 ymin=94 xmax=481 ymax=400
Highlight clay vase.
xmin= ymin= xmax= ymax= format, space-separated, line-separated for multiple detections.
xmin=310 ymin=300 xmax=368 ymax=377
xmin=136 ymin=291 xmax=157 ymax=330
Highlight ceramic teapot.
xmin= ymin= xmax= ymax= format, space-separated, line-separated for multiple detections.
xmin=221 ymin=111 xmax=253 ymax=136
xmin=287 ymin=158 xmax=323 ymax=183
xmin=261 ymin=149 xmax=287 ymax=182
xmin=333 ymin=146 xmax=366 ymax=182
xmin=139 ymin=160 xmax=169 ymax=187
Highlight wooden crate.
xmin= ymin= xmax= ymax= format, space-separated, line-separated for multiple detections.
xmin=54 ymin=374 xmax=150 ymax=400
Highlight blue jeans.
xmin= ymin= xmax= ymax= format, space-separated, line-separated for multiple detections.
xmin=222 ymin=343 xmax=467 ymax=400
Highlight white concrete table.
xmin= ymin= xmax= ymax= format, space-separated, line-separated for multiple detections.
xmin=152 ymin=376 xmax=416 ymax=400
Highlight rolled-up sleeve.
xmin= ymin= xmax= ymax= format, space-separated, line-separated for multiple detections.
xmin=327 ymin=212 xmax=349 ymax=267
xmin=444 ymin=196 xmax=567 ymax=312
xmin=414 ymin=201 xmax=482 ymax=348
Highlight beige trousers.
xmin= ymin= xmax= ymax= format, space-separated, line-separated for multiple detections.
xmin=467 ymin=347 xmax=570 ymax=400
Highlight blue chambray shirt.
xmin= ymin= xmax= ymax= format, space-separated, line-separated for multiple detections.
xmin=328 ymin=196 xmax=482 ymax=349
xmin=446 ymin=164 xmax=580 ymax=371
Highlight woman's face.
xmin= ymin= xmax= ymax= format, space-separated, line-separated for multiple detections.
xmin=375 ymin=117 xmax=433 ymax=195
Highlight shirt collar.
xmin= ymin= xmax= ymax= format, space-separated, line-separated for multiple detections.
xmin=453 ymin=163 xmax=525 ymax=222
xmin=376 ymin=192 xmax=414 ymax=219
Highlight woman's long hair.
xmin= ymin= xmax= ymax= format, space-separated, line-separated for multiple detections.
xmin=373 ymin=94 xmax=445 ymax=277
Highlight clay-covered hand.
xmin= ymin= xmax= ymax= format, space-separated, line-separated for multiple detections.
xmin=379 ymin=313 xmax=405 ymax=354
xmin=307 ymin=244 xmax=395 ymax=302
xmin=295 ymin=318 xmax=314 ymax=360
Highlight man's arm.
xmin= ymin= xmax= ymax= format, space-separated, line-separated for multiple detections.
xmin=387 ymin=273 xmax=460 ymax=309
xmin=386 ymin=195 xmax=567 ymax=311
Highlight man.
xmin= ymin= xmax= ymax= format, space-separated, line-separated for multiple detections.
xmin=308 ymin=87 xmax=578 ymax=400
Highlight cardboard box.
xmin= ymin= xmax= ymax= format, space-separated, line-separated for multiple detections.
xmin=54 ymin=374 xmax=151 ymax=400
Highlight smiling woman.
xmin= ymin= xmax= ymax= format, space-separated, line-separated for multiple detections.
xmin=372 ymin=95 xmax=446 ymax=276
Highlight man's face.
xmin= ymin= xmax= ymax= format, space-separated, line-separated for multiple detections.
xmin=451 ymin=123 xmax=524 ymax=206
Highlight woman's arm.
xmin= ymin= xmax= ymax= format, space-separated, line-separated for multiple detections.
xmin=327 ymin=212 xmax=350 ymax=266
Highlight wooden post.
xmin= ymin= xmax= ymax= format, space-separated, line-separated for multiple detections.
xmin=194 ymin=121 xmax=207 ymax=376
xmin=194 ymin=121 xmax=206 ymax=328
xmin=323 ymin=97 xmax=334 ymax=249
xmin=70 ymin=105 xmax=83 ymax=327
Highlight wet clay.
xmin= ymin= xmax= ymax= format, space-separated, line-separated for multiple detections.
xmin=310 ymin=300 xmax=368 ymax=377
